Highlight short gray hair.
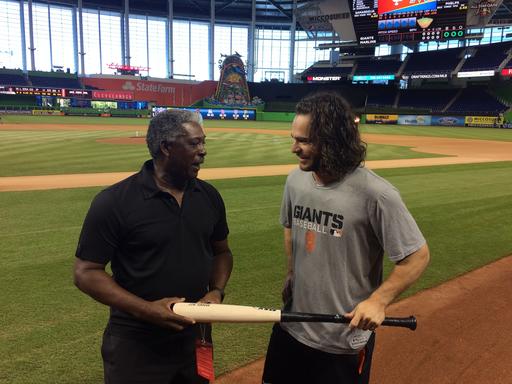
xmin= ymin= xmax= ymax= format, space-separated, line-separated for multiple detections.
xmin=146 ymin=109 xmax=203 ymax=159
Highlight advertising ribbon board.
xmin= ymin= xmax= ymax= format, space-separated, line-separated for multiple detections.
xmin=397 ymin=115 xmax=432 ymax=126
xmin=366 ymin=114 xmax=399 ymax=124
xmin=465 ymin=115 xmax=504 ymax=127
xmin=431 ymin=116 xmax=466 ymax=126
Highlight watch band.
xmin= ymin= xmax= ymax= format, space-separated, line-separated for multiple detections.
xmin=209 ymin=286 xmax=225 ymax=302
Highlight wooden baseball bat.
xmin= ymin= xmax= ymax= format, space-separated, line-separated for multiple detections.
xmin=172 ymin=302 xmax=417 ymax=330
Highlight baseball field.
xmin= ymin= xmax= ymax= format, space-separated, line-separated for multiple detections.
xmin=1 ymin=115 xmax=511 ymax=383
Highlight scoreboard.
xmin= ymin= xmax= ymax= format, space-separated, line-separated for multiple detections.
xmin=351 ymin=0 xmax=468 ymax=45
xmin=0 ymin=86 xmax=65 ymax=96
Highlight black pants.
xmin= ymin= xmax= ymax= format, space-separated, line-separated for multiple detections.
xmin=101 ymin=325 xmax=209 ymax=384
xmin=262 ymin=324 xmax=375 ymax=384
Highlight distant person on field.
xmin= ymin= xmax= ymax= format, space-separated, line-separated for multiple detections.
xmin=74 ymin=109 xmax=233 ymax=384
xmin=262 ymin=92 xmax=430 ymax=384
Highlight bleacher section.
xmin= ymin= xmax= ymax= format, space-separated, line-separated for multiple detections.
xmin=0 ymin=70 xmax=28 ymax=86
xmin=402 ymin=48 xmax=464 ymax=76
xmin=461 ymin=42 xmax=512 ymax=72
xmin=28 ymin=72 xmax=82 ymax=89
xmin=446 ymin=87 xmax=508 ymax=115
xmin=366 ymin=86 xmax=397 ymax=108
xmin=354 ymin=59 xmax=402 ymax=75
xmin=398 ymin=89 xmax=459 ymax=112
xmin=248 ymin=82 xmax=367 ymax=111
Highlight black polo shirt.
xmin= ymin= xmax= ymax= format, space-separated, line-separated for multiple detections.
xmin=76 ymin=160 xmax=229 ymax=334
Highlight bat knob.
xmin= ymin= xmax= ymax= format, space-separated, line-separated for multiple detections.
xmin=408 ymin=316 xmax=417 ymax=331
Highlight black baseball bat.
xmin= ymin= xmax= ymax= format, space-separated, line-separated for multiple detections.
xmin=281 ymin=312 xmax=417 ymax=331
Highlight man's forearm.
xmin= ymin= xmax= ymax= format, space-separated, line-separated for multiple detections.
xmin=369 ymin=244 xmax=430 ymax=307
xmin=209 ymin=250 xmax=233 ymax=291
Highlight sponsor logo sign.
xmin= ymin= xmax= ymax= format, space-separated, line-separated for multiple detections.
xmin=307 ymin=76 xmax=343 ymax=81
xmin=32 ymin=110 xmax=63 ymax=116
xmin=92 ymin=90 xmax=134 ymax=100
xmin=366 ymin=114 xmax=399 ymax=124
xmin=457 ymin=70 xmax=495 ymax=78
xmin=397 ymin=115 xmax=432 ymax=125
xmin=431 ymin=116 xmax=465 ymax=126
xmin=402 ymin=73 xmax=449 ymax=79
xmin=465 ymin=115 xmax=504 ymax=127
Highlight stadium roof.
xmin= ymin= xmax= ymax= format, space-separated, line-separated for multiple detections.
xmin=52 ymin=0 xmax=308 ymax=24
xmin=38 ymin=0 xmax=512 ymax=30
xmin=492 ymin=0 xmax=512 ymax=24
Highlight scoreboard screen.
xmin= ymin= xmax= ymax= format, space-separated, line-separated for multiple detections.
xmin=351 ymin=0 xmax=468 ymax=45
xmin=0 ymin=86 xmax=65 ymax=96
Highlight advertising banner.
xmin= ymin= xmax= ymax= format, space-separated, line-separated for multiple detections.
xmin=501 ymin=68 xmax=512 ymax=77
xmin=353 ymin=74 xmax=395 ymax=81
xmin=431 ymin=116 xmax=466 ymax=126
xmin=397 ymin=115 xmax=432 ymax=125
xmin=366 ymin=114 xmax=398 ymax=124
xmin=465 ymin=115 xmax=504 ymax=127
xmin=32 ymin=110 xmax=64 ymax=116
xmin=92 ymin=90 xmax=133 ymax=100
xmin=63 ymin=89 xmax=93 ymax=98
xmin=457 ymin=70 xmax=495 ymax=78
xmin=152 ymin=106 xmax=256 ymax=121
xmin=82 ymin=77 xmax=217 ymax=106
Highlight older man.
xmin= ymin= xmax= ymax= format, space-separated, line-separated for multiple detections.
xmin=74 ymin=109 xmax=233 ymax=384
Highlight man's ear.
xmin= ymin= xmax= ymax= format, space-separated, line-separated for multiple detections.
xmin=160 ymin=141 xmax=171 ymax=157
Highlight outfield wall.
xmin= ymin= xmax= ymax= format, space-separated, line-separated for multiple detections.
xmin=366 ymin=113 xmax=506 ymax=128
xmin=256 ymin=111 xmax=295 ymax=122
xmin=1 ymin=108 xmax=509 ymax=128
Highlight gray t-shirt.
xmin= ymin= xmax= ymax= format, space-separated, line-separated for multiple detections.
xmin=280 ymin=166 xmax=426 ymax=354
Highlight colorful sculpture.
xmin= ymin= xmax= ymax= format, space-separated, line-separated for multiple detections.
xmin=214 ymin=54 xmax=251 ymax=106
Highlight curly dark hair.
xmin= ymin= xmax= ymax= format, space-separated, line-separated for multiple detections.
xmin=296 ymin=91 xmax=366 ymax=178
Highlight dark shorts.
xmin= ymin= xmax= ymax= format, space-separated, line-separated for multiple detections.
xmin=262 ymin=324 xmax=375 ymax=384
xmin=101 ymin=324 xmax=209 ymax=384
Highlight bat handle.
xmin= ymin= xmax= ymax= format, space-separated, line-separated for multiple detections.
xmin=281 ymin=312 xmax=417 ymax=331
xmin=381 ymin=316 xmax=417 ymax=331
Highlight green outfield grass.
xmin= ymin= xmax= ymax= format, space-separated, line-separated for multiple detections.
xmin=0 ymin=129 xmax=441 ymax=177
xmin=1 ymin=118 xmax=512 ymax=383
xmin=1 ymin=161 xmax=512 ymax=383
xmin=1 ymin=114 xmax=288 ymax=130
xmin=3 ymin=114 xmax=512 ymax=140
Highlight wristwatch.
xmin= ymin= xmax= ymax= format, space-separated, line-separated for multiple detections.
xmin=209 ymin=286 xmax=225 ymax=302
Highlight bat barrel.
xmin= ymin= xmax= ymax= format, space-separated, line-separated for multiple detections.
xmin=172 ymin=302 xmax=281 ymax=323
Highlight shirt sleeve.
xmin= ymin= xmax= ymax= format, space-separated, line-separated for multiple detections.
xmin=369 ymin=187 xmax=426 ymax=263
xmin=280 ymin=179 xmax=292 ymax=228
xmin=75 ymin=190 xmax=122 ymax=265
